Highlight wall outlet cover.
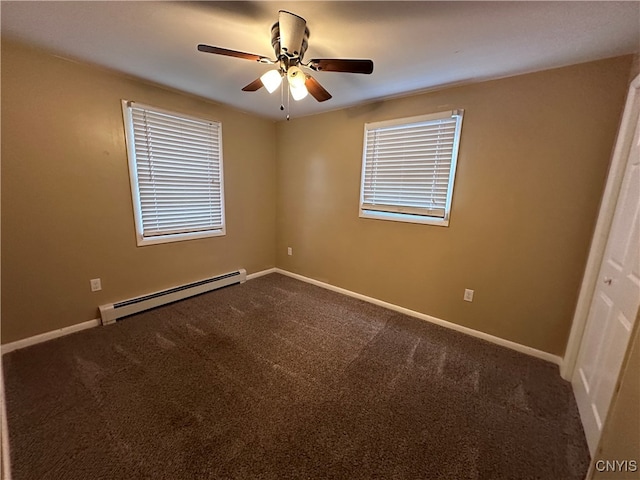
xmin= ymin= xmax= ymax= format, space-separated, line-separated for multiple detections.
xmin=90 ymin=278 xmax=102 ymax=292
xmin=464 ymin=289 xmax=474 ymax=302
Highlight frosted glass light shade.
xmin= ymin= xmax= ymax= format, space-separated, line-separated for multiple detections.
xmin=287 ymin=66 xmax=306 ymax=88
xmin=260 ymin=70 xmax=282 ymax=93
xmin=290 ymin=83 xmax=308 ymax=101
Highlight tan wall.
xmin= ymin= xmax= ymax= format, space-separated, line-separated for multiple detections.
xmin=592 ymin=317 xmax=640 ymax=479
xmin=275 ymin=56 xmax=632 ymax=356
xmin=0 ymin=38 xmax=632 ymax=357
xmin=1 ymin=39 xmax=277 ymax=343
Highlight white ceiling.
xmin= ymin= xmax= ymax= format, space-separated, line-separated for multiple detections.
xmin=2 ymin=1 xmax=639 ymax=120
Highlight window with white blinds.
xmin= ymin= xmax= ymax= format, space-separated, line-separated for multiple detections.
xmin=359 ymin=110 xmax=464 ymax=226
xmin=122 ymin=101 xmax=225 ymax=246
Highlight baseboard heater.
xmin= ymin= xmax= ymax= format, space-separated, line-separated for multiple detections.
xmin=99 ymin=268 xmax=246 ymax=326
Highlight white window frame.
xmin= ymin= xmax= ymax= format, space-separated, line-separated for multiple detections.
xmin=122 ymin=100 xmax=226 ymax=246
xmin=359 ymin=110 xmax=464 ymax=227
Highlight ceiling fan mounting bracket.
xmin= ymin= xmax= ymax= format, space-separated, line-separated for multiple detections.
xmin=271 ymin=10 xmax=310 ymax=61
xmin=271 ymin=21 xmax=309 ymax=70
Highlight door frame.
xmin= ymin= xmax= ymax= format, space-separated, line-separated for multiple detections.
xmin=562 ymin=73 xmax=640 ymax=381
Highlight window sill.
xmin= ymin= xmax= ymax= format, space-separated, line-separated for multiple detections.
xmin=359 ymin=209 xmax=449 ymax=227
xmin=136 ymin=228 xmax=226 ymax=246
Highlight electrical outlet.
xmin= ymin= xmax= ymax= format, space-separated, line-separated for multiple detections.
xmin=90 ymin=278 xmax=102 ymax=292
xmin=464 ymin=289 xmax=474 ymax=302
xmin=287 ymin=247 xmax=293 ymax=256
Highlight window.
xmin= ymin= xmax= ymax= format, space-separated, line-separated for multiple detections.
xmin=122 ymin=101 xmax=225 ymax=246
xmin=359 ymin=110 xmax=464 ymax=226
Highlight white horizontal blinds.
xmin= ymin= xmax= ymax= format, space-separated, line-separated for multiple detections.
xmin=362 ymin=113 xmax=460 ymax=218
xmin=130 ymin=105 xmax=224 ymax=237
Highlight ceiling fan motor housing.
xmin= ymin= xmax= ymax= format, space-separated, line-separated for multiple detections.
xmin=271 ymin=11 xmax=309 ymax=61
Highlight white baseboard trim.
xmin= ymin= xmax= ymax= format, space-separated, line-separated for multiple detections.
xmin=1 ymin=355 xmax=12 ymax=480
xmin=275 ymin=268 xmax=563 ymax=366
xmin=1 ymin=319 xmax=101 ymax=355
xmin=0 ymin=269 xmax=275 ymax=355
xmin=246 ymin=267 xmax=277 ymax=281
xmin=1 ymin=268 xmax=562 ymax=367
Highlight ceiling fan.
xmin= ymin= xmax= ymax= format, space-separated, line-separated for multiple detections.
xmin=197 ymin=10 xmax=374 ymax=110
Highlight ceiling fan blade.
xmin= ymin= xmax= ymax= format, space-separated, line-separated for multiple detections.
xmin=308 ymin=59 xmax=374 ymax=74
xmin=197 ymin=44 xmax=272 ymax=63
xmin=241 ymin=77 xmax=264 ymax=92
xmin=305 ymin=75 xmax=332 ymax=102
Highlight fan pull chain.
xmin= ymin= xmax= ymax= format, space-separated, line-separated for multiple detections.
xmin=286 ymin=77 xmax=291 ymax=121
xmin=280 ymin=75 xmax=284 ymax=112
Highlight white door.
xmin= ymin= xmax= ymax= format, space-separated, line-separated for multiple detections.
xmin=572 ymin=91 xmax=640 ymax=455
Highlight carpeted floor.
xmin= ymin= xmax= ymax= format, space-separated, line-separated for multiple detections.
xmin=3 ymin=273 xmax=589 ymax=479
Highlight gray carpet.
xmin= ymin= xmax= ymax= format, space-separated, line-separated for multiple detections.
xmin=3 ymin=273 xmax=589 ymax=479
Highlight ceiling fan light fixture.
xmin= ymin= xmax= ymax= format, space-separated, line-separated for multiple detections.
xmin=287 ymin=66 xmax=306 ymax=88
xmin=290 ymin=82 xmax=309 ymax=101
xmin=197 ymin=10 xmax=374 ymax=114
xmin=260 ymin=69 xmax=282 ymax=93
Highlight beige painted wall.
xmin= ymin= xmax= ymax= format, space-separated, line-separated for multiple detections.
xmin=276 ymin=56 xmax=632 ymax=356
xmin=0 ymin=37 xmax=633 ymax=358
xmin=1 ymin=39 xmax=277 ymax=343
